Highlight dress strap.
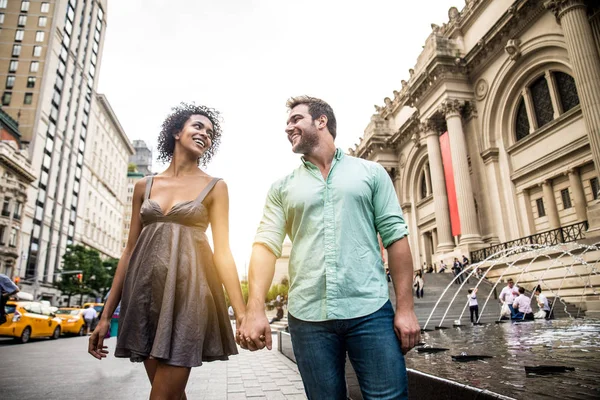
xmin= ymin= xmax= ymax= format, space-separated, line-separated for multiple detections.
xmin=144 ymin=176 xmax=154 ymax=200
xmin=195 ymin=178 xmax=222 ymax=204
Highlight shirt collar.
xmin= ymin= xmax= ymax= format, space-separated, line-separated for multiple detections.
xmin=301 ymin=148 xmax=344 ymax=166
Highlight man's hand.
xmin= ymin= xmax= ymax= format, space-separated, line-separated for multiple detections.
xmin=394 ymin=310 xmax=421 ymax=355
xmin=237 ymin=306 xmax=272 ymax=351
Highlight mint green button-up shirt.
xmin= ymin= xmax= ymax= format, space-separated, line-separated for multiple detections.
xmin=254 ymin=148 xmax=409 ymax=321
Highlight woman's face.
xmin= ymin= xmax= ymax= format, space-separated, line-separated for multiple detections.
xmin=174 ymin=114 xmax=214 ymax=159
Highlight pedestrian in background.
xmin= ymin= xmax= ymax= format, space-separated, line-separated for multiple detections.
xmin=82 ymin=304 xmax=97 ymax=335
xmin=467 ymin=288 xmax=479 ymax=323
xmin=88 ymin=103 xmax=246 ymax=400
xmin=0 ymin=273 xmax=19 ymax=325
xmin=413 ymin=270 xmax=424 ymax=299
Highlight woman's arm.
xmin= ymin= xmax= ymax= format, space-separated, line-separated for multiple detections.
xmin=208 ymin=180 xmax=246 ymax=324
xmin=88 ymin=177 xmax=146 ymax=359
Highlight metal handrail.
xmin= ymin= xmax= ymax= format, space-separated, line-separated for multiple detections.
xmin=470 ymin=221 xmax=589 ymax=263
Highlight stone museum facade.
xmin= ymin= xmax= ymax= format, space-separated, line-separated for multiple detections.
xmin=351 ymin=0 xmax=600 ymax=273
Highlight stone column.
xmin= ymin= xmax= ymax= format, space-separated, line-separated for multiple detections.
xmin=425 ymin=164 xmax=432 ymax=197
xmin=441 ymin=99 xmax=483 ymax=245
xmin=568 ymin=168 xmax=588 ymax=222
xmin=432 ymin=229 xmax=439 ymax=253
xmin=421 ymin=121 xmax=454 ymax=252
xmin=522 ymin=188 xmax=536 ymax=236
xmin=545 ymin=0 xmax=600 ymax=235
xmin=542 ymin=180 xmax=560 ymax=229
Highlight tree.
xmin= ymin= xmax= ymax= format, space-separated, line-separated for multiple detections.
xmin=127 ymin=163 xmax=138 ymax=173
xmin=100 ymin=258 xmax=119 ymax=298
xmin=54 ymin=245 xmax=90 ymax=306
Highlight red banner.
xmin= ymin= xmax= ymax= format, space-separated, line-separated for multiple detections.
xmin=439 ymin=132 xmax=461 ymax=236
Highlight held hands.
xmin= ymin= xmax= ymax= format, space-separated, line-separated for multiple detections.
xmin=237 ymin=306 xmax=271 ymax=351
xmin=88 ymin=319 xmax=110 ymax=360
xmin=394 ymin=310 xmax=421 ymax=355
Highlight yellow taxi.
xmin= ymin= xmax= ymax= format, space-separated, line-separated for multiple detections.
xmin=0 ymin=301 xmax=62 ymax=343
xmin=55 ymin=308 xmax=85 ymax=336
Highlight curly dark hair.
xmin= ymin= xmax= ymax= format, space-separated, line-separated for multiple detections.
xmin=157 ymin=102 xmax=222 ymax=165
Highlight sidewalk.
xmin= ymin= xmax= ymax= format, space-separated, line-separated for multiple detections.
xmin=185 ymin=333 xmax=307 ymax=400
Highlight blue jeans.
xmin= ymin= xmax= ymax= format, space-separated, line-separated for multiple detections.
xmin=288 ymin=300 xmax=408 ymax=400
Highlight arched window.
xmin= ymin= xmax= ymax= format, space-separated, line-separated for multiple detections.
xmin=515 ymin=71 xmax=579 ymax=142
xmin=530 ymin=76 xmax=553 ymax=128
xmin=515 ymin=97 xmax=530 ymax=141
xmin=554 ymin=71 xmax=580 ymax=112
xmin=420 ymin=172 xmax=427 ymax=200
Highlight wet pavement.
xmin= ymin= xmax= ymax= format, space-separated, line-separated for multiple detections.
xmin=405 ymin=318 xmax=600 ymax=399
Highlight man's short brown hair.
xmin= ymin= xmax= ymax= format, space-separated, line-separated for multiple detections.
xmin=286 ymin=95 xmax=337 ymax=139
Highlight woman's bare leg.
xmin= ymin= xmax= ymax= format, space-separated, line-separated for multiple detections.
xmin=147 ymin=361 xmax=191 ymax=400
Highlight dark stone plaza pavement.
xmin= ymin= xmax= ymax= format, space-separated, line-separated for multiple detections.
xmin=0 ymin=333 xmax=307 ymax=400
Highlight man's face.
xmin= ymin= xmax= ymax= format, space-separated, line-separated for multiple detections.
xmin=285 ymin=104 xmax=320 ymax=154
xmin=508 ymin=281 xmax=514 ymax=288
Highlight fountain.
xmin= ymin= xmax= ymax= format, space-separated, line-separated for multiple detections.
xmin=407 ymin=242 xmax=600 ymax=400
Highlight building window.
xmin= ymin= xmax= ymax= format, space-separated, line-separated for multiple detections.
xmin=5 ymin=76 xmax=15 ymax=89
xmin=0 ymin=225 xmax=5 ymax=244
xmin=560 ymin=188 xmax=572 ymax=209
xmin=15 ymin=30 xmax=24 ymax=41
xmin=24 ymin=92 xmax=33 ymax=105
xmin=33 ymin=45 xmax=42 ymax=57
xmin=591 ymin=178 xmax=599 ymax=201
xmin=9 ymin=60 xmax=18 ymax=72
xmin=1 ymin=199 xmax=10 ymax=217
xmin=27 ymin=76 xmax=36 ymax=88
xmin=30 ymin=61 xmax=39 ymax=72
xmin=2 ymin=92 xmax=11 ymax=106
xmin=554 ymin=71 xmax=580 ymax=112
xmin=515 ymin=97 xmax=529 ymax=141
xmin=0 ymin=1 xmax=6 ymax=9
xmin=419 ymin=172 xmax=427 ymax=200
xmin=530 ymin=76 xmax=553 ymax=128
xmin=515 ymin=71 xmax=580 ymax=142
xmin=12 ymin=44 xmax=21 ymax=57
xmin=35 ymin=31 xmax=44 ymax=42
xmin=0 ymin=13 xmax=4 ymax=24
xmin=13 ymin=202 xmax=22 ymax=220
xmin=18 ymin=15 xmax=27 ymax=26
xmin=21 ymin=1 xmax=30 ymax=12
xmin=9 ymin=228 xmax=17 ymax=247
xmin=41 ymin=2 xmax=49 ymax=13
xmin=536 ymin=198 xmax=546 ymax=218
xmin=38 ymin=16 xmax=47 ymax=27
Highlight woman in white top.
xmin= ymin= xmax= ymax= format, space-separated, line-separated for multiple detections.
xmin=534 ymin=286 xmax=551 ymax=319
xmin=414 ymin=270 xmax=424 ymax=299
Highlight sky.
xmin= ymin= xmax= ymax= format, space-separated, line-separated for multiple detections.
xmin=97 ymin=0 xmax=461 ymax=275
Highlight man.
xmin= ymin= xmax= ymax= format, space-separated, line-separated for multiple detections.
xmin=239 ymin=96 xmax=420 ymax=399
xmin=82 ymin=304 xmax=97 ymax=335
xmin=452 ymin=258 xmax=464 ymax=284
xmin=534 ymin=285 xmax=551 ymax=319
xmin=0 ymin=273 xmax=19 ymax=325
xmin=499 ymin=278 xmax=520 ymax=319
xmin=512 ymin=287 xmax=534 ymax=320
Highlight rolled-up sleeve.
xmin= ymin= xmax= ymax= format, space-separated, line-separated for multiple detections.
xmin=373 ymin=164 xmax=409 ymax=247
xmin=254 ymin=182 xmax=287 ymax=258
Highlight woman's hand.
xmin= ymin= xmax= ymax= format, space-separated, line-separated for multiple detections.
xmin=88 ymin=319 xmax=110 ymax=360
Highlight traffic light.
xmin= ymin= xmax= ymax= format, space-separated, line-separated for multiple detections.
xmin=14 ymin=276 xmax=20 ymax=284
xmin=77 ymin=273 xmax=83 ymax=283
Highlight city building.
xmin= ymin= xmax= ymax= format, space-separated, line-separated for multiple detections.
xmin=0 ymin=0 xmax=108 ymax=299
xmin=122 ymin=168 xmax=144 ymax=251
xmin=273 ymin=240 xmax=291 ymax=286
xmin=0 ymin=109 xmax=35 ymax=278
xmin=351 ymin=0 xmax=600 ymax=273
xmin=77 ymin=94 xmax=134 ymax=260
xmin=130 ymin=140 xmax=153 ymax=176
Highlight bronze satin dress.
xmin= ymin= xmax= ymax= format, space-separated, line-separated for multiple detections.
xmin=115 ymin=176 xmax=238 ymax=367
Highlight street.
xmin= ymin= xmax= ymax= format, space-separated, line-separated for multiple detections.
xmin=0 ymin=333 xmax=307 ymax=400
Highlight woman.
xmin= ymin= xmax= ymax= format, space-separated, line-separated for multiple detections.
xmin=88 ymin=103 xmax=246 ymax=400
xmin=413 ymin=270 xmax=424 ymax=299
